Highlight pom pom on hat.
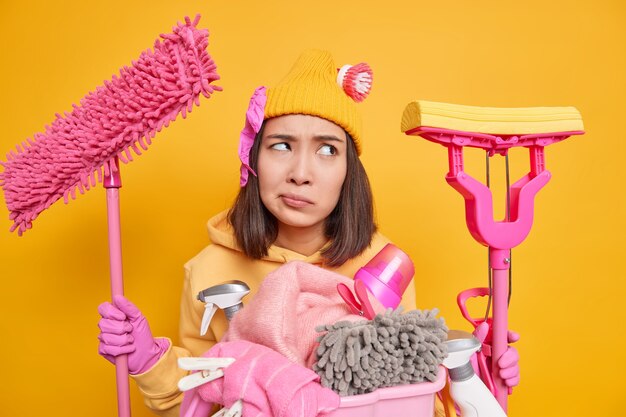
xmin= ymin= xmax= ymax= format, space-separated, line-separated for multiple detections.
xmin=337 ymin=63 xmax=373 ymax=103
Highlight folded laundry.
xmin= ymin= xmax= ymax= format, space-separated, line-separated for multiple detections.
xmin=223 ymin=261 xmax=385 ymax=368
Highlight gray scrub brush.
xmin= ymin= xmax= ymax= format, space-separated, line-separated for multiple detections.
xmin=313 ymin=308 xmax=448 ymax=396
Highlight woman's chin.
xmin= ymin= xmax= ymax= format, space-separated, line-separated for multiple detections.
xmin=276 ymin=212 xmax=325 ymax=231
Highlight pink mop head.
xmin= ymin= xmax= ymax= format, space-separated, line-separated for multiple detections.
xmin=0 ymin=14 xmax=221 ymax=235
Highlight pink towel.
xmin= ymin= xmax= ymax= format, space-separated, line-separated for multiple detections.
xmin=224 ymin=261 xmax=384 ymax=368
xmin=193 ymin=340 xmax=340 ymax=417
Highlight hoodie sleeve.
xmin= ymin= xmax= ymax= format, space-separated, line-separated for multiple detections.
xmin=130 ymin=341 xmax=191 ymax=417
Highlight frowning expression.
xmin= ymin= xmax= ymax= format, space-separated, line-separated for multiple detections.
xmin=257 ymin=114 xmax=348 ymax=232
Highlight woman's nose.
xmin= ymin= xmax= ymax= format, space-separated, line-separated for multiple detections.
xmin=287 ymin=153 xmax=312 ymax=185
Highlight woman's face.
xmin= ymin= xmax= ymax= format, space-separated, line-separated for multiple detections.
xmin=257 ymin=114 xmax=348 ymax=233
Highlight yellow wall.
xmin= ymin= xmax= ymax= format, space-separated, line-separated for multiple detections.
xmin=0 ymin=1 xmax=623 ymax=416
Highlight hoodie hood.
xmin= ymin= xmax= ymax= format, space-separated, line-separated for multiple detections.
xmin=207 ymin=210 xmax=326 ymax=264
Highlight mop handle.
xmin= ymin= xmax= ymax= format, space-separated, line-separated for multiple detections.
xmin=490 ymin=249 xmax=511 ymax=412
xmin=104 ymin=158 xmax=132 ymax=417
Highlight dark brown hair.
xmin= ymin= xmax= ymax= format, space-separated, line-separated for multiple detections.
xmin=228 ymin=122 xmax=377 ymax=267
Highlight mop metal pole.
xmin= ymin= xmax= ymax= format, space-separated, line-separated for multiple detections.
xmin=490 ymin=248 xmax=511 ymax=412
xmin=104 ymin=158 xmax=132 ymax=417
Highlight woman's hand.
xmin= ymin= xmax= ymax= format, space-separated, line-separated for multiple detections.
xmin=497 ymin=331 xmax=520 ymax=390
xmin=97 ymin=295 xmax=169 ymax=375
xmin=473 ymin=322 xmax=520 ymax=392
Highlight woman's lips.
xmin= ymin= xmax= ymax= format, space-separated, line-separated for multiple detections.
xmin=280 ymin=194 xmax=313 ymax=208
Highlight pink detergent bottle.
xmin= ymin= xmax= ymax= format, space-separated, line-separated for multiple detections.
xmin=354 ymin=243 xmax=415 ymax=309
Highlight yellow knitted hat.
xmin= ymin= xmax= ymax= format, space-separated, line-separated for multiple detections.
xmin=264 ymin=49 xmax=372 ymax=154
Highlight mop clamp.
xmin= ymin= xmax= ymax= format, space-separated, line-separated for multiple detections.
xmin=402 ymin=100 xmax=584 ymax=251
xmin=403 ymin=126 xmax=581 ymax=157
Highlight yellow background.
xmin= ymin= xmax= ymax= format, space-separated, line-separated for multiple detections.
xmin=1 ymin=1 xmax=624 ymax=416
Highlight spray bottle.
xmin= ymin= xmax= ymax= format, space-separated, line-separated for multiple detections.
xmin=443 ymin=330 xmax=506 ymax=417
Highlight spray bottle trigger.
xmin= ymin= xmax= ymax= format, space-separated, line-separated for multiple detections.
xmin=200 ymin=303 xmax=218 ymax=336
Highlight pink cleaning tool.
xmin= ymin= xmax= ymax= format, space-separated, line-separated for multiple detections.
xmin=402 ymin=100 xmax=584 ymax=412
xmin=353 ymin=243 xmax=415 ymax=309
xmin=0 ymin=15 xmax=221 ymax=417
xmin=0 ymin=14 xmax=221 ymax=235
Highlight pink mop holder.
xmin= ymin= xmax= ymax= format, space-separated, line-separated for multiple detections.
xmin=405 ymin=126 xmax=584 ymax=412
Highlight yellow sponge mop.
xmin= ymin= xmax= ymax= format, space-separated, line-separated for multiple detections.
xmin=401 ymin=100 xmax=584 ymax=135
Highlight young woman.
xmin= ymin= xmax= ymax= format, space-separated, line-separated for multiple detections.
xmin=97 ymin=50 xmax=518 ymax=417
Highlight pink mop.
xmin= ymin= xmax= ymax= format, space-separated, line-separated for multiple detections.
xmin=402 ymin=101 xmax=584 ymax=413
xmin=0 ymin=15 xmax=221 ymax=417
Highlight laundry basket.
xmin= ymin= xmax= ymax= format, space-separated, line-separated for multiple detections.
xmin=327 ymin=366 xmax=446 ymax=417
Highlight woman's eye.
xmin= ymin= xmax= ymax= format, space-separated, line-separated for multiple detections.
xmin=318 ymin=144 xmax=337 ymax=156
xmin=270 ymin=142 xmax=290 ymax=151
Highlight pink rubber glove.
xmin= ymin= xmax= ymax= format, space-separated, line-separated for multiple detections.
xmin=195 ymin=340 xmax=340 ymax=417
xmin=97 ymin=294 xmax=169 ymax=375
xmin=473 ymin=322 xmax=520 ymax=391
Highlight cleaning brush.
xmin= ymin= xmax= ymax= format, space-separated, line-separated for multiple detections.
xmin=336 ymin=63 xmax=373 ymax=103
xmin=0 ymin=14 xmax=221 ymax=235
xmin=314 ymin=308 xmax=448 ymax=396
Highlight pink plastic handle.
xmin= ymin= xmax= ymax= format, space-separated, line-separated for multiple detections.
xmin=104 ymin=158 xmax=131 ymax=417
xmin=457 ymin=288 xmax=497 ymax=396
xmin=446 ymin=164 xmax=551 ymax=250
xmin=354 ymin=280 xmax=375 ymax=320
xmin=337 ymin=283 xmax=362 ymax=316
xmin=337 ymin=282 xmax=375 ymax=320
xmin=490 ymin=268 xmax=510 ymax=409
xmin=456 ymin=283 xmax=510 ymax=408
xmin=456 ymin=287 xmax=490 ymax=328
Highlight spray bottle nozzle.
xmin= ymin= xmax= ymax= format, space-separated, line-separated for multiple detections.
xmin=197 ymin=280 xmax=250 ymax=336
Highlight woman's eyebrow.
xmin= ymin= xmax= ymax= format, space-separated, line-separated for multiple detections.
xmin=265 ymin=134 xmax=295 ymax=140
xmin=313 ymin=134 xmax=344 ymax=143
xmin=264 ymin=133 xmax=344 ymax=143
